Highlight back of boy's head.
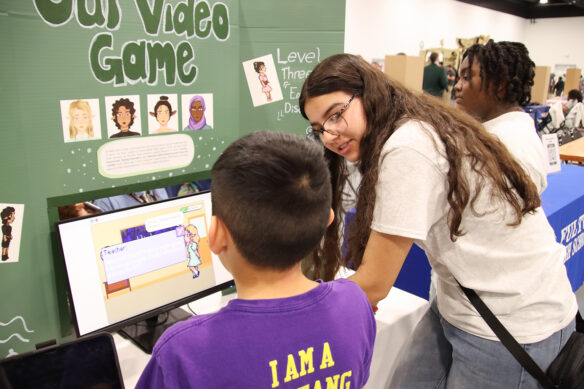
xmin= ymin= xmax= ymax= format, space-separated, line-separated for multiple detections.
xmin=463 ymin=39 xmax=535 ymax=106
xmin=211 ymin=131 xmax=332 ymax=270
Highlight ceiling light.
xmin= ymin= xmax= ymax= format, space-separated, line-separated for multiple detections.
xmin=539 ymin=0 xmax=548 ymax=3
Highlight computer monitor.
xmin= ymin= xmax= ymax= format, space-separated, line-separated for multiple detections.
xmin=56 ymin=191 xmax=234 ymax=353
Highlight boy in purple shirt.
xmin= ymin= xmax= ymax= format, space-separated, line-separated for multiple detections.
xmin=136 ymin=131 xmax=376 ymax=389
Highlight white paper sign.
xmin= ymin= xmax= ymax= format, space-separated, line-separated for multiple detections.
xmin=541 ymin=133 xmax=561 ymax=174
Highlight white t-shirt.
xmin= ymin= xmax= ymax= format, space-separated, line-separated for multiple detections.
xmin=371 ymin=120 xmax=577 ymax=343
xmin=483 ymin=111 xmax=547 ymax=193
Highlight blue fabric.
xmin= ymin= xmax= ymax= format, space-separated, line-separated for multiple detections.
xmin=541 ymin=164 xmax=584 ymax=291
xmin=390 ymin=300 xmax=576 ymax=389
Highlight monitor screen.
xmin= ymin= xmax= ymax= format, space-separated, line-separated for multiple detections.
xmin=56 ymin=191 xmax=233 ymax=348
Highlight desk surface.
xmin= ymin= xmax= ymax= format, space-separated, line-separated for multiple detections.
xmin=113 ymin=284 xmax=428 ymax=389
xmin=559 ymin=137 xmax=584 ymax=162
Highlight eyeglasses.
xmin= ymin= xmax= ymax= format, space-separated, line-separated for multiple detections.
xmin=307 ymin=95 xmax=355 ymax=141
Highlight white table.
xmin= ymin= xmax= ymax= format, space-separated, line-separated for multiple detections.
xmin=114 ymin=287 xmax=428 ymax=388
xmin=365 ymin=287 xmax=429 ymax=388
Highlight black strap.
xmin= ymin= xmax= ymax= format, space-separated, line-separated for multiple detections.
xmin=456 ymin=281 xmax=557 ymax=389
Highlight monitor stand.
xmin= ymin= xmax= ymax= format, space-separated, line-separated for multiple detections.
xmin=118 ymin=307 xmax=192 ymax=354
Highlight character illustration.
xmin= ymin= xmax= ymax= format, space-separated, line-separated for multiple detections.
xmin=184 ymin=95 xmax=212 ymax=131
xmin=254 ymin=61 xmax=272 ymax=102
xmin=110 ymin=98 xmax=140 ymax=138
xmin=68 ymin=100 xmax=94 ymax=141
xmin=149 ymin=96 xmax=176 ymax=133
xmin=184 ymin=224 xmax=202 ymax=278
xmin=2 ymin=207 xmax=15 ymax=261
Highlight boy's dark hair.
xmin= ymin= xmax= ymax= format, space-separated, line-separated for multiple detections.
xmin=211 ymin=131 xmax=331 ymax=270
xmin=568 ymin=89 xmax=583 ymax=102
xmin=462 ymin=39 xmax=535 ymax=106
xmin=111 ymin=98 xmax=136 ymax=129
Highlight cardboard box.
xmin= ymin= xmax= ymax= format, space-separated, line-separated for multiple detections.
xmin=532 ymin=66 xmax=551 ymax=105
xmin=384 ymin=55 xmax=424 ymax=92
xmin=564 ymin=68 xmax=582 ymax=97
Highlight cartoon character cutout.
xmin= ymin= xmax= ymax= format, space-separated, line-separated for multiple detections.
xmin=149 ymin=96 xmax=177 ymax=133
xmin=184 ymin=224 xmax=202 ymax=279
xmin=68 ymin=100 xmax=95 ymax=141
xmin=110 ymin=98 xmax=140 ymax=138
xmin=1 ymin=207 xmax=15 ymax=261
xmin=254 ymin=61 xmax=272 ymax=102
xmin=184 ymin=95 xmax=212 ymax=131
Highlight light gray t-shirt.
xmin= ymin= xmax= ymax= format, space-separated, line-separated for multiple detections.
xmin=371 ymin=120 xmax=577 ymax=343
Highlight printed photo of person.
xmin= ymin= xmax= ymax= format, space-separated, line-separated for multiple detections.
xmin=60 ymin=99 xmax=102 ymax=142
xmin=242 ymin=54 xmax=283 ymax=107
xmin=181 ymin=94 xmax=213 ymax=131
xmin=147 ymin=94 xmax=178 ymax=134
xmin=106 ymin=95 xmax=141 ymax=138
xmin=0 ymin=203 xmax=24 ymax=263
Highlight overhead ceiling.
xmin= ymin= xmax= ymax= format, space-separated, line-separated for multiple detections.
xmin=456 ymin=0 xmax=584 ymax=18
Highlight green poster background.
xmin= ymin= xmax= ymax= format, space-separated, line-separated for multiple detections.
xmin=0 ymin=0 xmax=344 ymax=356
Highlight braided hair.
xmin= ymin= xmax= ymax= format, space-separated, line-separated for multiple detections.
xmin=462 ymin=40 xmax=535 ymax=106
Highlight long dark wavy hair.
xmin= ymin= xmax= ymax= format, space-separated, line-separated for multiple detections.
xmin=299 ymin=53 xmax=541 ymax=281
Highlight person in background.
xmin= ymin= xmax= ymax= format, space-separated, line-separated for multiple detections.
xmin=299 ymin=53 xmax=577 ymax=388
xmin=445 ymin=64 xmax=458 ymax=103
xmin=422 ymin=52 xmax=448 ymax=98
xmin=554 ymin=76 xmax=565 ymax=97
xmin=135 ymin=131 xmax=376 ymax=389
xmin=563 ymin=88 xmax=583 ymax=114
xmin=454 ymin=39 xmax=547 ymax=193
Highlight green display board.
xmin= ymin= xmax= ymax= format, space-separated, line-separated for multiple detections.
xmin=0 ymin=0 xmax=344 ymax=357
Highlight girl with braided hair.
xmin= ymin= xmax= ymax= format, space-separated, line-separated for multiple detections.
xmin=299 ymin=53 xmax=577 ymax=388
xmin=454 ymin=39 xmax=547 ymax=194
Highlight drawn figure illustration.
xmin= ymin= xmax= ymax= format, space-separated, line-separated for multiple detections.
xmin=184 ymin=95 xmax=212 ymax=131
xmin=184 ymin=224 xmax=202 ymax=279
xmin=254 ymin=61 xmax=272 ymax=101
xmin=68 ymin=100 xmax=94 ymax=141
xmin=149 ymin=96 xmax=176 ymax=133
xmin=110 ymin=98 xmax=140 ymax=138
xmin=1 ymin=207 xmax=15 ymax=261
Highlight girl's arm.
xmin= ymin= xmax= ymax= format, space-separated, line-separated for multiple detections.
xmin=348 ymin=230 xmax=414 ymax=305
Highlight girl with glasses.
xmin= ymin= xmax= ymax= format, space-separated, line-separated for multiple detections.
xmin=299 ymin=53 xmax=577 ymax=388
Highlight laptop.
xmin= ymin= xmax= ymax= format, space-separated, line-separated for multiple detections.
xmin=0 ymin=332 xmax=124 ymax=389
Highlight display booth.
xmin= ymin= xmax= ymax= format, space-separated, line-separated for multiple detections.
xmin=0 ymin=0 xmax=345 ymax=358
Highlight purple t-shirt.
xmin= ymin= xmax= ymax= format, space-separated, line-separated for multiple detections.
xmin=136 ymin=279 xmax=376 ymax=388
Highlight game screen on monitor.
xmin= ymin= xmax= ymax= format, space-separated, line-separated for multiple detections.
xmin=56 ymin=191 xmax=233 ymax=344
